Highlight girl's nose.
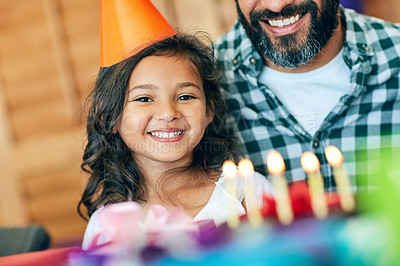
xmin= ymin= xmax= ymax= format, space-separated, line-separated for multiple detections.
xmin=259 ymin=0 xmax=296 ymax=13
xmin=154 ymin=101 xmax=181 ymax=122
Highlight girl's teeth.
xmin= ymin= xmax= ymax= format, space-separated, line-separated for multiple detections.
xmin=150 ymin=131 xmax=183 ymax=138
xmin=268 ymin=14 xmax=300 ymax=27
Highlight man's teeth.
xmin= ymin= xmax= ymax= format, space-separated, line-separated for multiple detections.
xmin=150 ymin=131 xmax=183 ymax=138
xmin=268 ymin=14 xmax=300 ymax=27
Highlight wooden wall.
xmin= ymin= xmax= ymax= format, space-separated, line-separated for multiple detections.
xmin=0 ymin=0 xmax=236 ymax=247
xmin=0 ymin=0 xmax=398 ymax=247
xmin=364 ymin=0 xmax=400 ymax=23
xmin=0 ymin=0 xmax=101 ymax=246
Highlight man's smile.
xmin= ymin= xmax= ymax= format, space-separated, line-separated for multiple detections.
xmin=265 ymin=13 xmax=301 ymax=27
xmin=260 ymin=12 xmax=309 ymax=36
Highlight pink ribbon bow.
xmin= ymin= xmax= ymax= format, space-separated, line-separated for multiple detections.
xmin=89 ymin=202 xmax=199 ymax=253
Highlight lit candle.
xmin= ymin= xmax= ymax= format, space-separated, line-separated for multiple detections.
xmin=325 ymin=145 xmax=355 ymax=212
xmin=222 ymin=160 xmax=240 ymax=229
xmin=301 ymin=152 xmax=328 ymax=219
xmin=238 ymin=158 xmax=262 ymax=228
xmin=267 ymin=150 xmax=294 ymax=225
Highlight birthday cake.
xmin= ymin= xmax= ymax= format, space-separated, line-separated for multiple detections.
xmin=68 ymin=183 xmax=396 ymax=266
xmin=67 ymin=148 xmax=399 ymax=265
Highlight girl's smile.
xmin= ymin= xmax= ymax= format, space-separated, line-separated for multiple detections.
xmin=117 ymin=55 xmax=214 ymax=166
xmin=148 ymin=128 xmax=186 ymax=142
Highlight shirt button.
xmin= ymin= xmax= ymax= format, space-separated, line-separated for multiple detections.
xmin=232 ymin=58 xmax=239 ymax=65
xmin=312 ymin=139 xmax=320 ymax=148
xmin=249 ymin=57 xmax=256 ymax=65
xmin=362 ymin=44 xmax=370 ymax=52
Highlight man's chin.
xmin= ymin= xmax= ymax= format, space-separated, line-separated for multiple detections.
xmin=262 ymin=43 xmax=316 ymax=69
xmin=267 ymin=41 xmax=307 ymax=57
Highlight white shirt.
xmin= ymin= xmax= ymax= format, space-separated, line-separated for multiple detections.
xmin=259 ymin=48 xmax=351 ymax=136
xmin=81 ymin=171 xmax=274 ymax=249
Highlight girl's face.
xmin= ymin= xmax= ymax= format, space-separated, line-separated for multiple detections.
xmin=117 ymin=55 xmax=214 ymax=167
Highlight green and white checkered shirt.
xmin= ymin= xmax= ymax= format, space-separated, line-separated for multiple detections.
xmin=214 ymin=7 xmax=400 ymax=191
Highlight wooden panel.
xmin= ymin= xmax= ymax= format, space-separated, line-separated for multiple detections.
xmin=41 ymin=215 xmax=86 ymax=246
xmin=22 ymin=164 xmax=86 ymax=245
xmin=152 ymin=0 xmax=179 ymax=27
xmin=43 ymin=0 xmax=79 ymax=121
xmin=0 ymin=159 xmax=26 ymax=225
xmin=0 ymin=0 xmax=238 ymax=245
xmin=23 ymin=168 xmax=82 ymax=198
xmin=364 ymin=0 xmax=400 ymax=22
xmin=154 ymin=0 xmax=236 ymax=41
xmin=4 ymin=74 xmax=62 ymax=111
xmin=10 ymin=99 xmax=71 ymax=140
xmin=0 ymin=25 xmax=27 ymax=225
xmin=216 ymin=0 xmax=238 ymax=32
xmin=12 ymin=129 xmax=84 ymax=174
xmin=23 ymin=169 xmax=83 ymax=218
xmin=172 ymin=0 xmax=224 ymax=40
xmin=59 ymin=0 xmax=99 ymax=100
xmin=0 ymin=82 xmax=27 ymax=225
xmin=16 ymin=131 xmax=86 ymax=245
xmin=0 ymin=0 xmax=71 ymax=141
xmin=28 ymin=189 xmax=81 ymax=221
xmin=0 ymin=10 xmax=62 ymax=111
xmin=23 ymin=168 xmax=83 ymax=223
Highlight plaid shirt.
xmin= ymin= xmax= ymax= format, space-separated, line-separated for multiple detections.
xmin=214 ymin=7 xmax=400 ymax=191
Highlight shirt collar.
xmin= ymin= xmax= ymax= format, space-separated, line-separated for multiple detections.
xmin=225 ymin=21 xmax=264 ymax=73
xmin=342 ymin=7 xmax=375 ymax=59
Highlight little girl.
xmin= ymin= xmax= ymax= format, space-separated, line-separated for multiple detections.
xmin=78 ymin=33 xmax=274 ymax=249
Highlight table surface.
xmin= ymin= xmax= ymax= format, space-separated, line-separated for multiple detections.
xmin=0 ymin=246 xmax=79 ymax=266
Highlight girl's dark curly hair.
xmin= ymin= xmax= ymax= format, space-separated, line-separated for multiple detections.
xmin=78 ymin=33 xmax=240 ymax=220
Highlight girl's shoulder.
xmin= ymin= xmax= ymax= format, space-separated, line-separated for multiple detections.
xmin=82 ymin=206 xmax=106 ymax=250
xmin=218 ymin=170 xmax=275 ymax=195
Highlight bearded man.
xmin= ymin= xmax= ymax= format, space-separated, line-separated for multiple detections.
xmin=214 ymin=0 xmax=400 ymax=191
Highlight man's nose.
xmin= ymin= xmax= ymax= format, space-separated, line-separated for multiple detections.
xmin=259 ymin=0 xmax=296 ymax=13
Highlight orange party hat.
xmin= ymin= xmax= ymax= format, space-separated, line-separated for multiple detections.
xmin=100 ymin=0 xmax=176 ymax=67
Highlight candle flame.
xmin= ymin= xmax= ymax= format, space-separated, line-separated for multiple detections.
xmin=325 ymin=145 xmax=343 ymax=167
xmin=238 ymin=158 xmax=254 ymax=179
xmin=267 ymin=150 xmax=286 ymax=175
xmin=301 ymin=152 xmax=320 ymax=173
xmin=222 ymin=160 xmax=237 ymax=180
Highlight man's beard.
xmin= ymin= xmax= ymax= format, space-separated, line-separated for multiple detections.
xmin=236 ymin=0 xmax=340 ymax=69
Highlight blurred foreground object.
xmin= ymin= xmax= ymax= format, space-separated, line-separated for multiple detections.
xmin=358 ymin=147 xmax=400 ymax=265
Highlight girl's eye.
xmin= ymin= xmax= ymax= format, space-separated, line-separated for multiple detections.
xmin=134 ymin=97 xmax=153 ymax=102
xmin=177 ymin=95 xmax=195 ymax=101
